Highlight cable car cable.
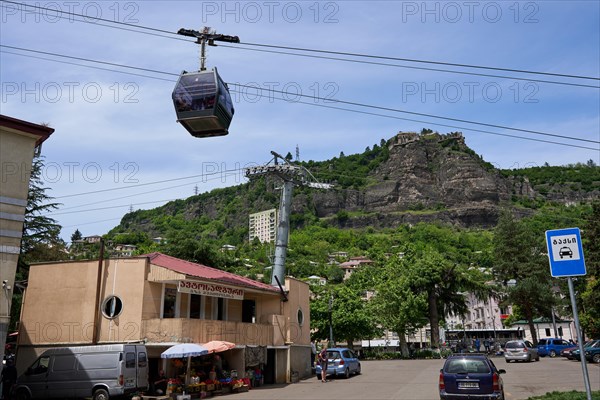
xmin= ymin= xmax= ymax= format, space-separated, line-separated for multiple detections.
xmin=230 ymin=83 xmax=599 ymax=145
xmin=2 ymin=0 xmax=597 ymax=83
xmin=236 ymin=42 xmax=600 ymax=82
xmin=228 ymin=89 xmax=598 ymax=152
xmin=0 ymin=45 xmax=179 ymax=77
xmin=2 ymin=45 xmax=598 ymax=150
xmin=218 ymin=45 xmax=600 ymax=89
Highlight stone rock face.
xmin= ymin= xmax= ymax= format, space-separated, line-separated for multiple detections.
xmin=308 ymin=132 xmax=526 ymax=228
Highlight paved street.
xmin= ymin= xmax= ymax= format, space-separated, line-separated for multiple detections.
xmin=233 ymin=357 xmax=599 ymax=400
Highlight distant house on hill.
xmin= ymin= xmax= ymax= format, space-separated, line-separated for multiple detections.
xmin=113 ymin=244 xmax=137 ymax=257
xmin=339 ymin=256 xmax=373 ymax=280
xmin=83 ymin=235 xmax=102 ymax=244
xmin=307 ymin=275 xmax=327 ymax=286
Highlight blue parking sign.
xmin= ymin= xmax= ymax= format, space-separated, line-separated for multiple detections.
xmin=545 ymin=228 xmax=586 ymax=277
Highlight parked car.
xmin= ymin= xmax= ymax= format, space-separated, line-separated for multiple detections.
xmin=12 ymin=344 xmax=148 ymax=400
xmin=573 ymin=339 xmax=600 ymax=363
xmin=439 ymin=354 xmax=506 ymax=400
xmin=315 ymin=347 xmax=361 ymax=379
xmin=537 ymin=338 xmax=572 ymax=358
xmin=504 ymin=340 xmax=540 ymax=363
xmin=561 ymin=345 xmax=580 ymax=360
xmin=584 ymin=340 xmax=600 ymax=363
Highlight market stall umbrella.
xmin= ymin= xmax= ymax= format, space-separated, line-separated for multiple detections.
xmin=203 ymin=340 xmax=236 ymax=353
xmin=161 ymin=343 xmax=209 ymax=385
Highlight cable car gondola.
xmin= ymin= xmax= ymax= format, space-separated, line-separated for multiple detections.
xmin=172 ymin=67 xmax=235 ymax=138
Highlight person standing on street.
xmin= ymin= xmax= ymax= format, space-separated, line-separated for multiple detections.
xmin=318 ymin=344 xmax=328 ymax=383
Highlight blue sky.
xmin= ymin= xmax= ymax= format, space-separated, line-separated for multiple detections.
xmin=1 ymin=0 xmax=599 ymax=241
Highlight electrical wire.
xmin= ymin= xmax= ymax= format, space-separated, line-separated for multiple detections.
xmin=237 ymin=42 xmax=600 ymax=81
xmin=57 ymin=168 xmax=245 ymax=211
xmin=50 ymin=199 xmax=180 ymax=216
xmin=6 ymin=44 xmax=596 ymax=152
xmin=233 ymin=83 xmax=600 ymax=145
xmin=1 ymin=0 xmax=598 ymax=86
xmin=228 ymin=89 xmax=599 ymax=152
xmin=219 ymin=45 xmax=600 ymax=90
xmin=53 ymin=167 xmax=243 ymax=199
xmin=2 ymin=44 xmax=598 ymax=149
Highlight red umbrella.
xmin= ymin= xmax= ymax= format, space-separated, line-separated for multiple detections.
xmin=203 ymin=340 xmax=236 ymax=353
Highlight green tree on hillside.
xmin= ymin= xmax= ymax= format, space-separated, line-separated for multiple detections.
xmin=71 ymin=229 xmax=82 ymax=242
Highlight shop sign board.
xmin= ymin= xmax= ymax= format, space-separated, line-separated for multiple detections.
xmin=178 ymin=280 xmax=244 ymax=300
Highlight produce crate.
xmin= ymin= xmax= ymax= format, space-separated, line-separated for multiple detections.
xmin=232 ymin=385 xmax=249 ymax=393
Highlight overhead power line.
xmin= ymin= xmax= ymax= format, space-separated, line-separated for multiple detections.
xmin=218 ymin=45 xmax=600 ymax=90
xmin=231 ymin=83 xmax=599 ymax=145
xmin=227 ymin=89 xmax=599 ymax=152
xmin=2 ymin=45 xmax=599 ymax=152
xmin=1 ymin=0 xmax=598 ymax=86
xmin=237 ymin=42 xmax=600 ymax=82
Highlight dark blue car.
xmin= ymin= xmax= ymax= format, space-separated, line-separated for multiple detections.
xmin=439 ymin=354 xmax=506 ymax=400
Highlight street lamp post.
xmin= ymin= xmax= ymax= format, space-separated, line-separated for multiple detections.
xmin=328 ymin=294 xmax=334 ymax=346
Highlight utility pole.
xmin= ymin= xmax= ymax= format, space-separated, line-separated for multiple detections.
xmin=245 ymin=151 xmax=332 ymax=287
xmin=328 ymin=294 xmax=334 ymax=346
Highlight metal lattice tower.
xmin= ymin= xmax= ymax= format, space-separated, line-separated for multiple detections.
xmin=245 ymin=151 xmax=333 ymax=287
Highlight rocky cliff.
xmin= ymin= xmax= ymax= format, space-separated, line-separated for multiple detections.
xmin=297 ymin=132 xmax=533 ymax=228
xmin=114 ymin=131 xmax=596 ymax=238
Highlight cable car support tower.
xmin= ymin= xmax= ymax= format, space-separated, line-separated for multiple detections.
xmin=245 ymin=152 xmax=333 ymax=289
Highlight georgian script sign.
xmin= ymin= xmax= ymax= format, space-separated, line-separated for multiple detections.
xmin=178 ymin=280 xmax=244 ymax=300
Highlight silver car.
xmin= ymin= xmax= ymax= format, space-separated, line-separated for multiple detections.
xmin=504 ymin=340 xmax=540 ymax=363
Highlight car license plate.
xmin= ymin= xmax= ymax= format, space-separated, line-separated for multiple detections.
xmin=458 ymin=382 xmax=479 ymax=389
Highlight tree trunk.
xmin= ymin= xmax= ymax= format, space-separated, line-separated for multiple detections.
xmin=428 ymin=290 xmax=440 ymax=349
xmin=525 ymin=308 xmax=538 ymax=345
xmin=399 ymin=333 xmax=409 ymax=357
xmin=346 ymin=338 xmax=354 ymax=350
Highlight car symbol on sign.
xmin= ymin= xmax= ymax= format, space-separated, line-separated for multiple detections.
xmin=559 ymin=247 xmax=573 ymax=259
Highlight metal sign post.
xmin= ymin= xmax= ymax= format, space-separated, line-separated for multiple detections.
xmin=545 ymin=227 xmax=592 ymax=400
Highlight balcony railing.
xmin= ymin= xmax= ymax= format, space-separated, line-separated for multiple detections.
xmin=142 ymin=317 xmax=287 ymax=346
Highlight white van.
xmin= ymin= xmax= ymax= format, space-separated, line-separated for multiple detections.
xmin=13 ymin=344 xmax=148 ymax=400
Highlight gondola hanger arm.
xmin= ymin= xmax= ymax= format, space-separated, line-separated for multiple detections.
xmin=177 ymin=28 xmax=240 ymax=45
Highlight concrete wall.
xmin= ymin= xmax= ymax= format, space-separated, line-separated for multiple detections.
xmin=283 ymin=277 xmax=311 ymax=346
xmin=0 ymin=118 xmax=52 ymax=362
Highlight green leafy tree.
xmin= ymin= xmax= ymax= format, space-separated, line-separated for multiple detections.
xmin=309 ymin=285 xmax=378 ymax=348
xmin=370 ymin=257 xmax=428 ymax=356
xmin=71 ymin=229 xmax=82 ymax=242
xmin=404 ymin=248 xmax=490 ymax=348
xmin=493 ymin=210 xmax=556 ymax=344
xmin=20 ymin=156 xmax=62 ymax=255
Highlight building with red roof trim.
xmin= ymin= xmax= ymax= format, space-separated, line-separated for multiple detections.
xmin=144 ymin=252 xmax=279 ymax=294
xmin=16 ymin=252 xmax=311 ymax=384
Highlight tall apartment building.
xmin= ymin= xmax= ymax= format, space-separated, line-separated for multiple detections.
xmin=249 ymin=209 xmax=277 ymax=243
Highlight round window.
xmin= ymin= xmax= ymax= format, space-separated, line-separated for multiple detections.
xmin=297 ymin=308 xmax=304 ymax=326
xmin=101 ymin=295 xmax=123 ymax=319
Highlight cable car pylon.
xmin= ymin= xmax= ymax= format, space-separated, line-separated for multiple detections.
xmin=172 ymin=27 xmax=239 ymax=138
xmin=245 ymin=151 xmax=333 ymax=288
